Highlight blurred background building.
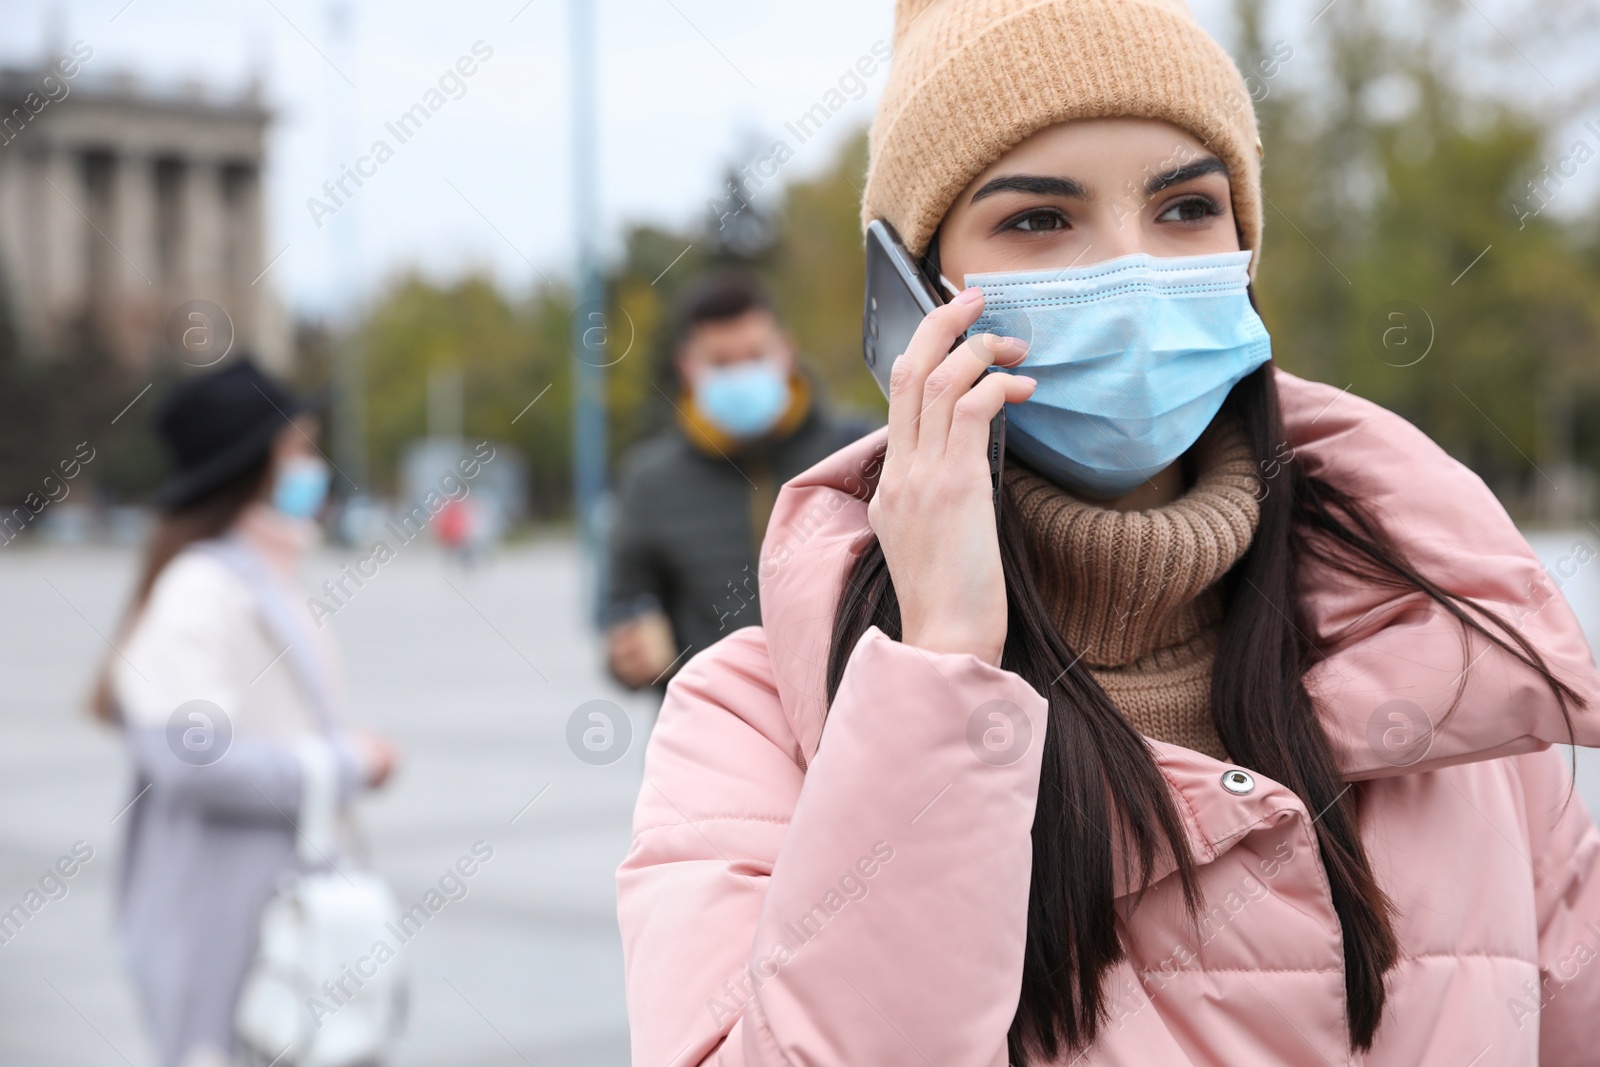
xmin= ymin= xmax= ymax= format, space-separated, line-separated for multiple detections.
xmin=0 ymin=58 xmax=288 ymax=370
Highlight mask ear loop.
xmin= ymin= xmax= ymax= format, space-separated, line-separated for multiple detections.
xmin=938 ymin=273 xmax=962 ymax=300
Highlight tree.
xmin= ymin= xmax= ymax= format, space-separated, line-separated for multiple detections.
xmin=1241 ymin=0 xmax=1600 ymax=520
xmin=355 ymin=275 xmax=575 ymax=519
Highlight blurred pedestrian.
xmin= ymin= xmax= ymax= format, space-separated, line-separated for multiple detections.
xmin=435 ymin=495 xmax=471 ymax=565
xmin=90 ymin=358 xmax=399 ymax=1067
xmin=603 ymin=272 xmax=873 ymax=691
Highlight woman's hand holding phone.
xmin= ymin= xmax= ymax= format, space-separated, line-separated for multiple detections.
xmin=867 ymin=287 xmax=1033 ymax=668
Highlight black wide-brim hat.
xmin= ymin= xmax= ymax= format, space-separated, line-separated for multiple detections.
xmin=152 ymin=357 xmax=309 ymax=512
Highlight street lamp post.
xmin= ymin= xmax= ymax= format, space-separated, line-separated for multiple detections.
xmin=569 ymin=0 xmax=607 ymax=621
xmin=327 ymin=0 xmax=368 ymax=502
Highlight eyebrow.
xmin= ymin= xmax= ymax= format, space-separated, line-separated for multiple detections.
xmin=1145 ymin=156 xmax=1229 ymax=195
xmin=968 ymin=174 xmax=1089 ymax=204
xmin=968 ymin=156 xmax=1229 ymax=206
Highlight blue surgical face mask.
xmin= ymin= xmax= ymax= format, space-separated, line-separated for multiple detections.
xmin=693 ymin=359 xmax=791 ymax=439
xmin=271 ymin=456 xmax=331 ymax=519
xmin=965 ymin=249 xmax=1271 ymax=499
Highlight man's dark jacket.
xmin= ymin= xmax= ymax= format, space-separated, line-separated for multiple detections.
xmin=605 ymin=379 xmax=875 ymax=687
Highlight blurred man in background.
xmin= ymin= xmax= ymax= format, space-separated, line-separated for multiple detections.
xmin=604 ymin=272 xmax=873 ymax=691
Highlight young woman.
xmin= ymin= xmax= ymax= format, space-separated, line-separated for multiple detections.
xmin=618 ymin=1 xmax=1600 ymax=1064
xmin=94 ymin=360 xmax=398 ymax=1067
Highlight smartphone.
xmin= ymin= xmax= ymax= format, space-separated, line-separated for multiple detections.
xmin=863 ymin=219 xmax=1006 ymax=511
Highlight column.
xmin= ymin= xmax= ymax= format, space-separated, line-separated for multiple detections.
xmin=111 ymin=150 xmax=158 ymax=361
xmin=224 ymin=163 xmax=262 ymax=349
xmin=38 ymin=144 xmax=88 ymax=347
xmin=178 ymin=156 xmax=226 ymax=302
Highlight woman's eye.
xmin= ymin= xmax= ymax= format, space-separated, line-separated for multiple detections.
xmin=1156 ymin=195 xmax=1223 ymax=224
xmin=1004 ymin=209 xmax=1069 ymax=233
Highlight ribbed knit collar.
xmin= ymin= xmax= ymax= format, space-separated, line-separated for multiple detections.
xmin=1004 ymin=412 xmax=1261 ymax=668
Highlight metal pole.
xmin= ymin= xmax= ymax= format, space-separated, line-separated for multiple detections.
xmin=569 ymin=0 xmax=607 ymax=620
xmin=327 ymin=0 xmax=368 ymax=499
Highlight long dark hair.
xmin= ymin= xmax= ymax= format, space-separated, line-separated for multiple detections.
xmin=824 ymin=359 xmax=1583 ymax=1061
xmin=89 ymin=456 xmax=273 ymax=723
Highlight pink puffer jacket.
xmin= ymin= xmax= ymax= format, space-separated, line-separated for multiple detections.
xmin=617 ymin=367 xmax=1600 ymax=1066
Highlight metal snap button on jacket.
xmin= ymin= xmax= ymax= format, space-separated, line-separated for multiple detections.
xmin=1221 ymin=769 xmax=1255 ymax=795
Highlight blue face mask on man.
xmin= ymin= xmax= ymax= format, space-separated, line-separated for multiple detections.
xmin=693 ymin=359 xmax=791 ymax=439
xmin=964 ymin=249 xmax=1271 ymax=499
xmin=272 ymin=456 xmax=331 ymax=520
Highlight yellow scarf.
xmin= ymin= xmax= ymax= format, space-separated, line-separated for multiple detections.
xmin=675 ymin=370 xmax=814 ymax=546
xmin=675 ymin=371 xmax=813 ymax=458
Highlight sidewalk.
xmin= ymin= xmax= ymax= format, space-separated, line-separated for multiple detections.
xmin=0 ymin=540 xmax=648 ymax=1066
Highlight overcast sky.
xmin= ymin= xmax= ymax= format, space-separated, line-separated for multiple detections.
xmin=3 ymin=0 xmax=1589 ymax=321
xmin=4 ymin=0 xmax=917 ymax=318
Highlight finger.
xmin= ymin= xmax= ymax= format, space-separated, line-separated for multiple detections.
xmin=946 ymin=372 xmax=1036 ymax=463
xmin=885 ymin=287 xmax=987 ymax=462
xmin=983 ymin=333 xmax=1031 ymax=369
xmin=919 ymin=332 xmax=1029 ymax=457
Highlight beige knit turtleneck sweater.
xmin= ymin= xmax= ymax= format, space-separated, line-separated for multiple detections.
xmin=1004 ymin=413 xmax=1261 ymax=761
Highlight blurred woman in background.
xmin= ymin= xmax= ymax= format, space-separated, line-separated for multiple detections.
xmin=92 ymin=359 xmax=398 ymax=1067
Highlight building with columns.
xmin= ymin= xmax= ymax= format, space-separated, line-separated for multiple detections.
xmin=0 ymin=56 xmax=290 ymax=371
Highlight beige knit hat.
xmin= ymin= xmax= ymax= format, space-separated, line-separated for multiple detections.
xmin=863 ymin=0 xmax=1264 ymax=271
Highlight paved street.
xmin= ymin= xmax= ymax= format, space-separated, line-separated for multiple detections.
xmin=0 ymin=539 xmax=650 ymax=1066
xmin=2 ymin=533 xmax=1599 ymax=1067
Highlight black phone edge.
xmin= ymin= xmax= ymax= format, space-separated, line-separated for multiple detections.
xmin=863 ymin=220 xmax=1007 ymax=520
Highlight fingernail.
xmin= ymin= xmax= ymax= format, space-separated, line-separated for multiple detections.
xmin=954 ymin=286 xmax=983 ymax=304
xmin=1015 ymin=375 xmax=1037 ymax=387
xmin=982 ymin=334 xmax=1028 ymax=355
